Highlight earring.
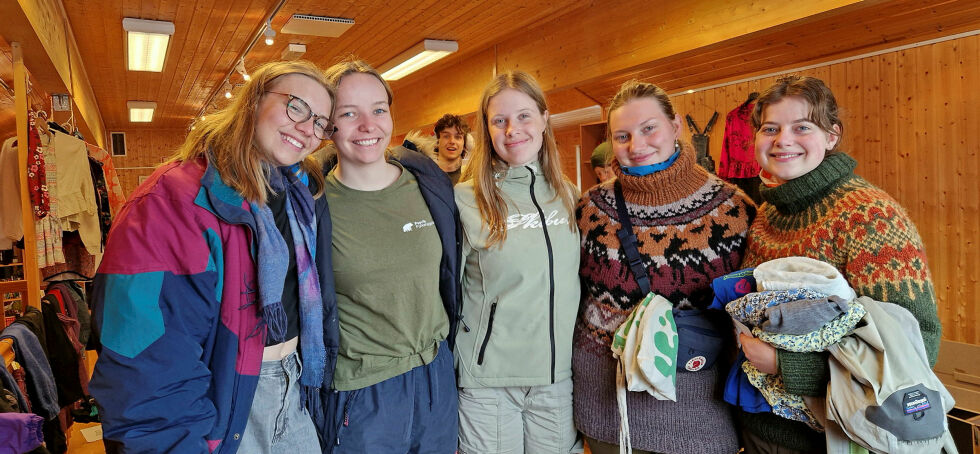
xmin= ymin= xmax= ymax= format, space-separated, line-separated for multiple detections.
xmin=674 ymin=140 xmax=681 ymax=153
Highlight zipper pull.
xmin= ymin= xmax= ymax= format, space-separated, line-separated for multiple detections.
xmin=460 ymin=315 xmax=471 ymax=333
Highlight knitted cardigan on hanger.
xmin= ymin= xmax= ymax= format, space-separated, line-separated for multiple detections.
xmin=573 ymin=145 xmax=756 ymax=453
xmin=739 ymin=152 xmax=942 ymax=451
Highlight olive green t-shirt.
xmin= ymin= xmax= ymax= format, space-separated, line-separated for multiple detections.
xmin=324 ymin=162 xmax=448 ymax=391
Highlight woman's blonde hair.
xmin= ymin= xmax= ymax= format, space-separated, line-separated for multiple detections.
xmin=606 ymin=79 xmax=678 ymax=141
xmin=171 ymin=60 xmax=333 ymax=203
xmin=323 ymin=57 xmax=392 ymax=104
xmin=462 ymin=70 xmax=577 ymax=247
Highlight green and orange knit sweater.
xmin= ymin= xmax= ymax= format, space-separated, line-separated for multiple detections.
xmin=740 ymin=152 xmax=941 ymax=452
xmin=573 ymin=146 xmax=756 ymax=453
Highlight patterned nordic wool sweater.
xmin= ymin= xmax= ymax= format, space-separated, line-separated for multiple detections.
xmin=573 ymin=145 xmax=756 ymax=453
xmin=739 ymin=152 xmax=942 ymax=452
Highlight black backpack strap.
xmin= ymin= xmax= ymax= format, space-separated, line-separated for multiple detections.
xmin=685 ymin=114 xmax=701 ymax=134
xmin=613 ymin=180 xmax=651 ymax=295
xmin=704 ymin=111 xmax=720 ymax=134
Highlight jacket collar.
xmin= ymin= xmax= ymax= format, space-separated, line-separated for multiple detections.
xmin=493 ymin=161 xmax=543 ymax=184
xmin=390 ymin=145 xmax=456 ymax=209
xmin=194 ymin=157 xmax=257 ymax=229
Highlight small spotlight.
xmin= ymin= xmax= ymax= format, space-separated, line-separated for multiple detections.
xmin=264 ymin=22 xmax=276 ymax=46
xmin=235 ymin=58 xmax=250 ymax=81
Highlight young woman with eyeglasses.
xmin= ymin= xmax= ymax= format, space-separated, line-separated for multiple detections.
xmin=317 ymin=58 xmax=461 ymax=453
xmin=90 ymin=60 xmax=337 ymax=453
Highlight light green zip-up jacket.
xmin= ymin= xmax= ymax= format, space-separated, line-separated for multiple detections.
xmin=454 ymin=163 xmax=581 ymax=388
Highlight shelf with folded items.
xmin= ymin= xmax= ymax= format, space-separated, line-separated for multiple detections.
xmin=0 ymin=279 xmax=27 ymax=294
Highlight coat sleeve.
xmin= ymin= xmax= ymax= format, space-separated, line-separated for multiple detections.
xmin=90 ymin=191 xmax=221 ymax=453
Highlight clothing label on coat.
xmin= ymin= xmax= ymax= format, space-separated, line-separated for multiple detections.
xmin=903 ymin=390 xmax=931 ymax=414
xmin=506 ymin=210 xmax=568 ymax=230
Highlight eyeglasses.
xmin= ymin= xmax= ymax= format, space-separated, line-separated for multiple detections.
xmin=265 ymin=91 xmax=334 ymax=140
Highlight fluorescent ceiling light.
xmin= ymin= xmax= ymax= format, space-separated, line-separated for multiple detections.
xmin=379 ymin=39 xmax=458 ymax=81
xmin=123 ymin=18 xmax=175 ymax=72
xmin=128 ymin=101 xmax=157 ymax=122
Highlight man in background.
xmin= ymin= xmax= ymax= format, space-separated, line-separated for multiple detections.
xmin=433 ymin=114 xmax=470 ymax=185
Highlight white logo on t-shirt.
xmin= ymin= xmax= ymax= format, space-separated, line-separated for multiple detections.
xmin=402 ymin=219 xmax=435 ymax=232
xmin=505 ymin=210 xmax=569 ymax=230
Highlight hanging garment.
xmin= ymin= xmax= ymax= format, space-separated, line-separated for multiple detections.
xmin=40 ymin=297 xmax=84 ymax=407
xmin=0 ymin=356 xmax=29 ymax=413
xmin=41 ymin=232 xmax=97 ymax=279
xmin=52 ymin=132 xmax=101 ymax=256
xmin=47 ymin=281 xmax=92 ymax=347
xmin=85 ymin=143 xmax=126 ymax=214
xmin=11 ymin=365 xmax=31 ymax=413
xmin=686 ymin=113 xmax=719 ymax=173
xmin=27 ymin=111 xmax=50 ymax=219
xmin=88 ymin=158 xmax=111 ymax=248
xmin=0 ymin=137 xmax=22 ymax=250
xmin=52 ymin=286 xmax=91 ymax=395
xmin=35 ymin=133 xmax=66 ymax=269
xmin=0 ymin=323 xmax=59 ymax=419
xmin=0 ymin=412 xmax=45 ymax=453
xmin=719 ymin=100 xmax=761 ymax=180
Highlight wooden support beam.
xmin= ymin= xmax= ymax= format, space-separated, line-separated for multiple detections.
xmin=12 ymin=42 xmax=41 ymax=311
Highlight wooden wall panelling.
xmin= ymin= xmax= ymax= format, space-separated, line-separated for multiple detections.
xmin=497 ymin=0 xmax=861 ymax=92
xmin=577 ymin=122 xmax=607 ymax=191
xmin=112 ymin=128 xmax=187 ymax=196
xmin=574 ymin=0 xmax=980 ymax=104
xmin=954 ymin=35 xmax=979 ymax=343
xmin=390 ymin=0 xmax=872 ymax=133
xmin=390 ymin=47 xmax=496 ymax=136
xmin=659 ymin=35 xmax=980 ymax=344
xmin=552 ymin=125 xmax=581 ymax=186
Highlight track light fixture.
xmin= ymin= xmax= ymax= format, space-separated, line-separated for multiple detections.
xmin=223 ymin=81 xmax=233 ymax=99
xmin=264 ymin=21 xmax=276 ymax=45
xmin=235 ymin=58 xmax=250 ymax=81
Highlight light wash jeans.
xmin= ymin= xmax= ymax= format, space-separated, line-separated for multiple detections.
xmin=239 ymin=351 xmax=320 ymax=453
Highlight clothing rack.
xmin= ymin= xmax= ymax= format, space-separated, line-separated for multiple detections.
xmin=5 ymin=42 xmax=42 ymax=314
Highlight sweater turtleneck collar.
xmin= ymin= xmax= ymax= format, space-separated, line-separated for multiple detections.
xmin=612 ymin=143 xmax=709 ymax=206
xmin=760 ymin=152 xmax=858 ymax=214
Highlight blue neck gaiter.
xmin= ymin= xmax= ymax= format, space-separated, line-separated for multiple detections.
xmin=621 ymin=149 xmax=681 ymax=176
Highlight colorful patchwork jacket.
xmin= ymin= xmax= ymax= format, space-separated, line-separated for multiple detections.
xmin=90 ymin=148 xmax=460 ymax=454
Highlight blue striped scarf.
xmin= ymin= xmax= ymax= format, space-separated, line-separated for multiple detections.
xmin=250 ymin=165 xmax=325 ymax=418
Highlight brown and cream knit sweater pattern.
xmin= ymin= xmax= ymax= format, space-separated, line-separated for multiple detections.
xmin=573 ymin=147 xmax=755 ymax=453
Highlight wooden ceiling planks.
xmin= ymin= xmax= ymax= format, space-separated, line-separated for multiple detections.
xmin=56 ymin=0 xmax=980 ymax=132
xmin=0 ymin=34 xmax=54 ymax=139
xmin=60 ymin=0 xmax=587 ymax=131
xmin=574 ymin=0 xmax=980 ymax=102
xmin=61 ymin=0 xmax=279 ymax=130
